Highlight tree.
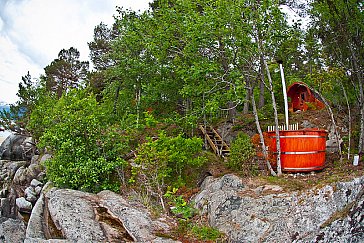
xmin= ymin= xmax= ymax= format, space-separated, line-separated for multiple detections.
xmin=88 ymin=22 xmax=118 ymax=71
xmin=308 ymin=0 xmax=364 ymax=153
xmin=44 ymin=47 xmax=89 ymax=98
xmin=0 ymin=72 xmax=41 ymax=133
xmin=38 ymin=89 xmax=129 ymax=192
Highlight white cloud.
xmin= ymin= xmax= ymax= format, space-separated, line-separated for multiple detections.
xmin=0 ymin=35 xmax=42 ymax=103
xmin=0 ymin=0 xmax=150 ymax=104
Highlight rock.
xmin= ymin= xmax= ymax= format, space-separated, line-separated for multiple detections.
xmin=98 ymin=190 xmax=173 ymax=242
xmin=0 ymin=188 xmax=8 ymax=198
xmin=13 ymin=163 xmax=43 ymax=186
xmin=35 ymin=186 xmax=42 ymax=196
xmin=46 ymin=188 xmax=106 ymax=242
xmin=7 ymin=160 xmax=27 ymax=178
xmin=40 ymin=154 xmax=52 ymax=164
xmin=24 ymin=239 xmax=72 ymax=243
xmin=25 ymin=186 xmax=37 ymax=197
xmin=0 ymin=134 xmax=36 ymax=161
xmin=7 ymin=188 xmax=17 ymax=217
xmin=26 ymin=187 xmax=179 ymax=242
xmin=193 ymin=174 xmax=244 ymax=213
xmin=37 ymin=172 xmax=46 ymax=182
xmin=193 ymin=174 xmax=364 ymax=242
xmin=301 ymin=120 xmax=316 ymax=128
xmin=26 ymin=194 xmax=46 ymax=239
xmin=326 ymin=124 xmax=343 ymax=152
xmin=30 ymin=155 xmax=40 ymax=165
xmin=0 ymin=217 xmax=26 ymax=242
xmin=26 ymin=193 xmax=38 ymax=204
xmin=0 ymin=198 xmax=11 ymax=218
xmin=31 ymin=179 xmax=43 ymax=188
xmin=16 ymin=197 xmax=32 ymax=213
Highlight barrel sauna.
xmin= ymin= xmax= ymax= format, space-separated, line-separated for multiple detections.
xmin=265 ymin=129 xmax=327 ymax=172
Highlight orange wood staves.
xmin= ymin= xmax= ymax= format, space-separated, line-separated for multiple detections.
xmin=265 ymin=129 xmax=327 ymax=172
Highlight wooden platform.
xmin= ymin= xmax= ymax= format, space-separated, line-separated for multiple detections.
xmin=198 ymin=125 xmax=230 ymax=157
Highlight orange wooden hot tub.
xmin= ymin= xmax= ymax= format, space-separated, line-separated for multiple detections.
xmin=265 ymin=129 xmax=327 ymax=172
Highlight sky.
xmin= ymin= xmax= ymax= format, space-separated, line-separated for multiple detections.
xmin=0 ymin=0 xmax=151 ymax=104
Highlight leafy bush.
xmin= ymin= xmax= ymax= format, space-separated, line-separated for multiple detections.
xmin=28 ymin=93 xmax=57 ymax=139
xmin=164 ymin=188 xmax=197 ymax=220
xmin=191 ymin=225 xmax=223 ymax=241
xmin=228 ymin=132 xmax=256 ymax=173
xmin=130 ymin=132 xmax=206 ymax=208
xmin=38 ymin=89 xmax=129 ymax=192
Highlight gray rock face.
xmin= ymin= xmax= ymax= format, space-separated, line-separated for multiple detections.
xmin=0 ymin=134 xmax=37 ymax=161
xmin=0 ymin=155 xmax=46 ymax=223
xmin=16 ymin=197 xmax=33 ymax=213
xmin=26 ymin=194 xmax=46 ymax=240
xmin=31 ymin=179 xmax=43 ymax=188
xmin=0 ymin=217 xmax=26 ymax=242
xmin=326 ymin=124 xmax=344 ymax=153
xmin=46 ymin=188 xmax=106 ymax=242
xmin=13 ymin=163 xmax=43 ymax=186
xmin=0 ymin=198 xmax=11 ymax=218
xmin=31 ymin=187 xmax=177 ymax=242
xmin=98 ymin=190 xmax=172 ymax=242
xmin=193 ymin=174 xmax=364 ymax=242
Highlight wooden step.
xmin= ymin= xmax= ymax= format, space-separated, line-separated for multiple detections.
xmin=198 ymin=124 xmax=230 ymax=158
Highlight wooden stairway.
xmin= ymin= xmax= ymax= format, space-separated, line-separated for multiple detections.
xmin=198 ymin=125 xmax=230 ymax=157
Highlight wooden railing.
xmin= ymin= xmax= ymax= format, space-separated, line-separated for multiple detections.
xmin=267 ymin=123 xmax=299 ymax=132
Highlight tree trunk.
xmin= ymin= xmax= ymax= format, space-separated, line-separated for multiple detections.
xmin=310 ymin=86 xmax=342 ymax=159
xmin=258 ymin=57 xmax=265 ymax=108
xmin=262 ymin=58 xmax=282 ymax=176
xmin=340 ymin=82 xmax=351 ymax=160
xmin=243 ymin=86 xmax=251 ymax=114
xmin=349 ymin=47 xmax=364 ymax=154
xmin=255 ymin=24 xmax=282 ymax=176
xmin=250 ymin=86 xmax=276 ymax=176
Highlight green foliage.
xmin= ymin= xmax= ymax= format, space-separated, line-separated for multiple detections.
xmin=27 ymin=91 xmax=57 ymax=139
xmin=44 ymin=47 xmax=89 ymax=98
xmin=191 ymin=224 xmax=223 ymax=241
xmin=130 ymin=132 xmax=206 ymax=205
xmin=14 ymin=0 xmax=364 ymax=217
xmin=258 ymin=103 xmax=275 ymax=120
xmin=228 ymin=132 xmax=256 ymax=174
xmin=164 ymin=188 xmax=197 ymax=220
xmin=171 ymin=218 xmax=224 ymax=242
xmin=37 ymin=89 xmax=129 ymax=192
xmin=0 ymin=72 xmax=42 ymax=132
xmin=144 ymin=111 xmax=158 ymax=128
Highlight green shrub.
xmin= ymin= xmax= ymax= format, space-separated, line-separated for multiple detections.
xmin=164 ymin=188 xmax=197 ymax=220
xmin=130 ymin=132 xmax=207 ymax=208
xmin=38 ymin=89 xmax=129 ymax=192
xmin=228 ymin=132 xmax=256 ymax=174
xmin=191 ymin=225 xmax=223 ymax=241
xmin=258 ymin=103 xmax=274 ymax=120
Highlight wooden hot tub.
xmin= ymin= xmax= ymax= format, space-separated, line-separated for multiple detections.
xmin=265 ymin=129 xmax=327 ymax=172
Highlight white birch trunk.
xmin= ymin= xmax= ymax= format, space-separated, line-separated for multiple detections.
xmin=250 ymin=87 xmax=277 ymax=176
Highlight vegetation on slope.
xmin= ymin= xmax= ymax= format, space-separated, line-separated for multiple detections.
xmin=0 ymin=0 xmax=363 ymax=241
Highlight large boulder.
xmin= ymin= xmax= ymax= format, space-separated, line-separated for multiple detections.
xmin=193 ymin=174 xmax=364 ymax=242
xmin=25 ymin=186 xmax=179 ymax=242
xmin=46 ymin=188 xmax=106 ymax=242
xmin=0 ymin=154 xmax=46 ymax=220
xmin=98 ymin=190 xmax=173 ymax=242
xmin=0 ymin=134 xmax=37 ymax=161
xmin=0 ymin=217 xmax=26 ymax=242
